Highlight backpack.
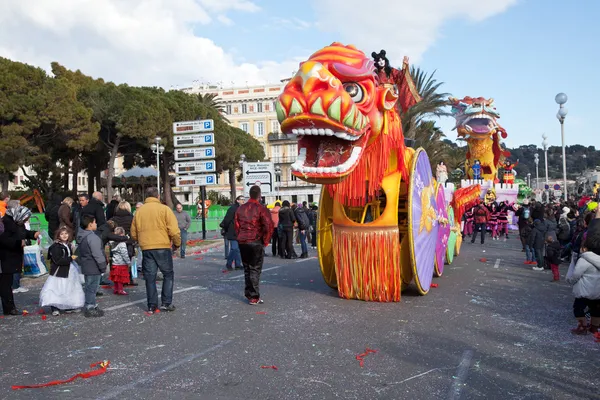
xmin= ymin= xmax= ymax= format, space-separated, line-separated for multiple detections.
xmin=522 ymin=207 xmax=530 ymax=220
xmin=558 ymin=218 xmax=570 ymax=241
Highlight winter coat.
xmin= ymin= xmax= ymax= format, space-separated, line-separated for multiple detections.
xmin=529 ymin=219 xmax=547 ymax=249
xmin=110 ymin=241 xmax=131 ymax=266
xmin=473 ymin=205 xmax=490 ymax=225
xmin=0 ymin=215 xmax=37 ymax=274
xmin=82 ymin=198 xmax=106 ymax=229
xmin=557 ymin=216 xmax=571 ymax=242
xmin=131 ymin=197 xmax=181 ymax=250
xmin=566 ymin=251 xmax=600 ymax=300
xmin=270 ymin=206 xmax=281 ymax=228
xmin=589 ymin=218 xmax=600 ymax=237
xmin=520 ymin=222 xmax=533 ymax=242
xmin=234 ymin=199 xmax=274 ymax=246
xmin=220 ymin=203 xmax=240 ymax=241
xmin=105 ymin=200 xmax=120 ymax=221
xmin=544 ymin=218 xmax=558 ymax=241
xmin=76 ymin=229 xmax=107 ymax=275
xmin=515 ymin=206 xmax=532 ymax=230
xmin=45 ymin=203 xmax=61 ymax=239
xmin=545 ymin=241 xmax=561 ymax=265
xmin=174 ymin=210 xmax=191 ymax=231
xmin=111 ymin=208 xmax=134 ymax=235
xmin=278 ymin=207 xmax=296 ymax=229
xmin=58 ymin=204 xmax=74 ymax=233
xmin=48 ymin=242 xmax=73 ymax=278
xmin=294 ymin=207 xmax=311 ymax=231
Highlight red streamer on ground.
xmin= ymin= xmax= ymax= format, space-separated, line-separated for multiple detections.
xmin=194 ymin=257 xmax=204 ymax=261
xmin=355 ymin=348 xmax=378 ymax=367
xmin=12 ymin=361 xmax=110 ymax=390
xmin=222 ymin=270 xmax=230 ymax=274
xmin=260 ymin=365 xmax=278 ymax=370
xmin=431 ymin=283 xmax=439 ymax=288
xmin=41 ymin=315 xmax=47 ymax=321
xmin=479 ymin=258 xmax=487 ymax=262
xmin=256 ymin=311 xmax=267 ymax=315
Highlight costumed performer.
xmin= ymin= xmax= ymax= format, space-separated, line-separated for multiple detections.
xmin=371 ymin=50 xmax=421 ymax=112
xmin=502 ymin=159 xmax=519 ymax=184
xmin=436 ymin=161 xmax=448 ymax=185
xmin=472 ymin=160 xmax=482 ymax=181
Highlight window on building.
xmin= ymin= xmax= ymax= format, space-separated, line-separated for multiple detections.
xmin=272 ymin=146 xmax=281 ymax=157
xmin=271 ymin=120 xmax=280 ymax=134
xmin=226 ymin=104 xmax=232 ymax=114
xmin=275 ymin=173 xmax=282 ymax=182
xmin=241 ymin=103 xmax=247 ymax=114
xmin=256 ymin=121 xmax=265 ymax=137
xmin=291 ymin=170 xmax=298 ymax=181
xmin=308 ymin=194 xmax=314 ymax=203
xmin=239 ymin=122 xmax=249 ymax=133
xmin=257 ymin=102 xmax=263 ymax=113
xmin=292 ymin=195 xmax=298 ymax=204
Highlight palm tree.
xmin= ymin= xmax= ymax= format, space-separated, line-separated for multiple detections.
xmin=196 ymin=93 xmax=229 ymax=123
xmin=411 ymin=120 xmax=448 ymax=168
xmin=399 ymin=67 xmax=451 ymax=140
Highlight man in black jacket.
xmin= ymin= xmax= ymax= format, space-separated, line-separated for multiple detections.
xmin=294 ymin=203 xmax=311 ymax=258
xmin=220 ymin=196 xmax=244 ymax=270
xmin=80 ymin=193 xmax=106 ymax=233
xmin=278 ymin=201 xmax=296 ymax=259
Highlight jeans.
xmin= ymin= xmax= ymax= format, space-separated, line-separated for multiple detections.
xmin=12 ymin=273 xmax=21 ymax=290
xmin=84 ymin=275 xmax=102 ymax=310
xmin=224 ymin=238 xmax=230 ymax=259
xmin=299 ymin=230 xmax=308 ymax=254
xmin=226 ymin=240 xmax=243 ymax=268
xmin=534 ymin=247 xmax=545 ymax=269
xmin=525 ymin=245 xmax=536 ymax=262
xmin=271 ymin=229 xmax=279 ymax=256
xmin=239 ymin=242 xmax=264 ymax=299
xmin=281 ymin=228 xmax=294 ymax=258
xmin=180 ymin=229 xmax=188 ymax=257
xmin=142 ymin=249 xmax=174 ymax=308
xmin=471 ymin=223 xmax=486 ymax=244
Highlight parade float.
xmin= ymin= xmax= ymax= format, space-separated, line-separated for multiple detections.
xmin=275 ymin=43 xmax=481 ymax=302
xmin=448 ymin=96 xmax=520 ymax=205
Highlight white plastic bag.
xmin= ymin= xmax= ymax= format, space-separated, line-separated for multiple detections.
xmin=131 ymin=258 xmax=138 ymax=279
xmin=23 ymin=244 xmax=48 ymax=277
xmin=565 ymin=254 xmax=576 ymax=281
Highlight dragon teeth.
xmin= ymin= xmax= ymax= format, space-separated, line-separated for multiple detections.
xmin=289 ymin=128 xmax=360 ymax=141
xmin=291 ymin=147 xmax=363 ymax=174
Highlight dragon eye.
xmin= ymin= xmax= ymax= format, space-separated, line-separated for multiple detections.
xmin=343 ymin=83 xmax=364 ymax=103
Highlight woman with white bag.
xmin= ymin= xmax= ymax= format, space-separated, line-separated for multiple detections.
xmin=40 ymin=227 xmax=85 ymax=316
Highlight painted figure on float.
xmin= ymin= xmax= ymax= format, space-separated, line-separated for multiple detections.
xmin=502 ymin=159 xmax=519 ymax=184
xmin=449 ymin=97 xmax=511 ymax=182
xmin=275 ymin=43 xmax=480 ymax=302
xmin=436 ymin=161 xmax=448 ymax=185
xmin=471 ymin=160 xmax=482 ymax=181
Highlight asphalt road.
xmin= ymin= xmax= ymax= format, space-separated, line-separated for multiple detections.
xmin=1 ymin=236 xmax=599 ymax=400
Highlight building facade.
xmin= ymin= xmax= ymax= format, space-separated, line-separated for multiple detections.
xmin=180 ymin=82 xmax=321 ymax=205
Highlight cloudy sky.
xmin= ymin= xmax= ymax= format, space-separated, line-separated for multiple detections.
xmin=0 ymin=0 xmax=597 ymax=148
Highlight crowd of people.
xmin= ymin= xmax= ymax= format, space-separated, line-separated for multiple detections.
xmin=463 ymin=194 xmax=600 ymax=337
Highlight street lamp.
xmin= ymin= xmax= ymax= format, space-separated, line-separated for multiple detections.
xmin=239 ymin=153 xmax=246 ymax=196
xmin=274 ymin=165 xmax=282 ymax=201
xmin=542 ymin=134 xmax=549 ymax=202
xmin=527 ymin=172 xmax=531 ymax=188
xmin=150 ymin=136 xmax=165 ymax=197
xmin=534 ymin=155 xmax=540 ymax=188
xmin=555 ymin=93 xmax=568 ymax=201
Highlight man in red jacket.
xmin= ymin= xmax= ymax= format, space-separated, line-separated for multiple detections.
xmin=235 ymin=185 xmax=274 ymax=305
xmin=471 ymin=201 xmax=491 ymax=245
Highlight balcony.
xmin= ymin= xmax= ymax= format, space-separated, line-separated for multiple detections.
xmin=276 ymin=180 xmax=318 ymax=188
xmin=269 ymin=156 xmax=297 ymax=164
xmin=267 ymin=132 xmax=297 ymax=142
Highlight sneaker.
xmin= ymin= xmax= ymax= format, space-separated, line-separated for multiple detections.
xmin=116 ymin=291 xmax=128 ymax=296
xmin=235 ymin=265 xmax=243 ymax=270
xmin=147 ymin=306 xmax=158 ymax=314
xmin=524 ymin=261 xmax=532 ymax=265
xmin=64 ymin=309 xmax=81 ymax=314
xmin=181 ymin=255 xmax=186 ymax=259
xmin=96 ymin=291 xmax=104 ymax=297
xmin=12 ymin=287 xmax=28 ymax=294
xmin=226 ymin=265 xmax=234 ymax=271
xmin=248 ymin=298 xmax=264 ymax=305
xmin=84 ymin=308 xmax=104 ymax=318
xmin=532 ymin=266 xmax=544 ymax=271
xmin=52 ymin=310 xmax=60 ymax=316
xmin=160 ymin=304 xmax=176 ymax=312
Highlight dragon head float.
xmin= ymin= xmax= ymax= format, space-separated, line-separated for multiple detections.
xmin=449 ymin=96 xmax=510 ymax=181
xmin=275 ymin=43 xmax=410 ymax=205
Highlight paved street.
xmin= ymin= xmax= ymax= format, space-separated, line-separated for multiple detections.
xmin=2 ymin=237 xmax=600 ymax=400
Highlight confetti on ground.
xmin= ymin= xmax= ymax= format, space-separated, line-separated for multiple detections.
xmin=256 ymin=311 xmax=267 ymax=315
xmin=101 ymin=285 xmax=113 ymax=289
xmin=479 ymin=258 xmax=487 ymax=262
xmin=260 ymin=365 xmax=278 ymax=370
xmin=22 ymin=310 xmax=29 ymax=316
xmin=431 ymin=283 xmax=439 ymax=288
xmin=194 ymin=257 xmax=204 ymax=261
xmin=355 ymin=348 xmax=378 ymax=368
xmin=41 ymin=315 xmax=47 ymax=321
xmin=12 ymin=361 xmax=110 ymax=390
xmin=222 ymin=270 xmax=230 ymax=274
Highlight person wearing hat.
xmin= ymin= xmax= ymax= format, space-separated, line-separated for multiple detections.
xmin=515 ymin=199 xmax=532 ymax=251
xmin=557 ymin=206 xmax=572 ymax=246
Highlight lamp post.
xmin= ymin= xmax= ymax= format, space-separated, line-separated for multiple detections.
xmin=555 ymin=93 xmax=568 ymax=201
xmin=534 ymin=156 xmax=540 ymax=189
xmin=527 ymin=172 xmax=531 ymax=188
xmin=542 ymin=134 xmax=549 ymax=202
xmin=150 ymin=136 xmax=165 ymax=197
xmin=239 ymin=153 xmax=246 ymax=197
xmin=274 ymin=165 xmax=282 ymax=201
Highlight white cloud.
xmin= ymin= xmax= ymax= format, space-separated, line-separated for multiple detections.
xmin=0 ymin=0 xmax=297 ymax=87
xmin=314 ymin=0 xmax=518 ymax=65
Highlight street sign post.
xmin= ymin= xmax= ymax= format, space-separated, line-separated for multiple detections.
xmin=173 ymin=119 xmax=214 ymax=134
xmin=174 ymin=146 xmax=215 ymax=161
xmin=243 ymin=161 xmax=275 ymax=196
xmin=173 ymin=118 xmax=216 ymax=240
xmin=175 ymin=160 xmax=216 ymax=174
xmin=176 ymin=174 xmax=216 ymax=187
xmin=174 ymin=133 xmax=215 ymax=148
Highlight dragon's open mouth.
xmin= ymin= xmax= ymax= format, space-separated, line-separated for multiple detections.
xmin=282 ymin=115 xmax=368 ymax=181
xmin=464 ymin=115 xmax=495 ymax=135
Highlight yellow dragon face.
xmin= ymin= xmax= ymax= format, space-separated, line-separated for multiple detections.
xmin=275 ymin=43 xmax=398 ymax=184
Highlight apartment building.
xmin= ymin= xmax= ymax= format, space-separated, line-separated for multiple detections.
xmin=181 ymin=81 xmax=321 ymax=205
